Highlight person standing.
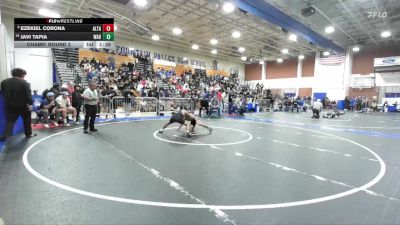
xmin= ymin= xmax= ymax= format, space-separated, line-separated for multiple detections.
xmin=0 ymin=68 xmax=36 ymax=140
xmin=312 ymin=99 xmax=323 ymax=119
xmin=72 ymin=85 xmax=83 ymax=123
xmin=82 ymin=82 xmax=98 ymax=133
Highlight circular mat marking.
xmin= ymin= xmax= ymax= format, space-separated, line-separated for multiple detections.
xmin=253 ymin=113 xmax=400 ymax=129
xmin=23 ymin=119 xmax=386 ymax=210
xmin=153 ymin=126 xmax=253 ymax=146
xmin=294 ymin=115 xmax=352 ymax=121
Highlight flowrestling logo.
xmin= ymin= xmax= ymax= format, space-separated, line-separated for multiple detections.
xmin=367 ymin=11 xmax=387 ymax=18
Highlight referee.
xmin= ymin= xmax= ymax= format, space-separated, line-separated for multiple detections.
xmin=82 ymin=82 xmax=98 ymax=133
xmin=0 ymin=68 xmax=36 ymax=140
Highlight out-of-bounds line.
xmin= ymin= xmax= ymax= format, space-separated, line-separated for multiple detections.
xmin=269 ymin=138 xmax=378 ymax=162
xmin=269 ymin=138 xmax=400 ymax=167
xmin=94 ymin=135 xmax=236 ymax=225
xmin=206 ymin=141 xmax=399 ymax=202
xmin=170 ymin=129 xmax=398 ymax=202
xmin=251 ymin=113 xmax=400 ymax=130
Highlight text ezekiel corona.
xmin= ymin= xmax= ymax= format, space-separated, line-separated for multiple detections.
xmin=19 ymin=26 xmax=66 ymax=31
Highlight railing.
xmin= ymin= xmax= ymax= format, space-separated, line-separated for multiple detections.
xmin=258 ymin=98 xmax=271 ymax=111
xmin=113 ymin=97 xmax=158 ymax=117
xmin=81 ymin=97 xmax=196 ymax=118
xmin=158 ymin=97 xmax=194 ymax=114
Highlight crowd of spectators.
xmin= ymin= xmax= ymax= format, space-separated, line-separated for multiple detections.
xmin=32 ymin=56 xmax=398 ymax=128
xmin=35 ymin=82 xmax=82 ymax=127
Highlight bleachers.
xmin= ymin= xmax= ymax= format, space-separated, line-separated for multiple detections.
xmin=52 ymin=48 xmax=87 ymax=87
xmin=78 ymin=49 xmax=136 ymax=70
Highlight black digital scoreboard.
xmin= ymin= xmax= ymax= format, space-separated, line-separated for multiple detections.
xmin=14 ymin=18 xmax=114 ymax=48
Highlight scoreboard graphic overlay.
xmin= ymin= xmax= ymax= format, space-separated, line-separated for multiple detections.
xmin=14 ymin=18 xmax=114 ymax=48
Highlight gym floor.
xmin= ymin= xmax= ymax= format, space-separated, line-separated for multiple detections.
xmin=0 ymin=111 xmax=399 ymax=225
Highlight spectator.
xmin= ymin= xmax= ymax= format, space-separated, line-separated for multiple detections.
xmin=292 ymin=98 xmax=299 ymax=113
xmin=55 ymin=91 xmax=78 ymax=126
xmin=50 ymin=83 xmax=60 ymax=97
xmin=72 ymin=85 xmax=83 ymax=123
xmin=39 ymin=92 xmax=58 ymax=128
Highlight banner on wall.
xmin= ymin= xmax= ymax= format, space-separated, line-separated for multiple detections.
xmin=374 ymin=56 xmax=400 ymax=67
xmin=115 ymin=46 xmax=206 ymax=69
xmin=153 ymin=59 xmax=176 ymax=67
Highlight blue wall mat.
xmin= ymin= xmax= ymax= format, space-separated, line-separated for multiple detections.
xmin=0 ymin=95 xmax=25 ymax=138
xmin=313 ymin=93 xmax=327 ymax=101
xmin=388 ymin=106 xmax=397 ymax=112
xmin=0 ymin=141 xmax=4 ymax=155
xmin=337 ymin=100 xmax=345 ymax=110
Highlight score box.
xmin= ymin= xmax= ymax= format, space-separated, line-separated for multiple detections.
xmin=102 ymin=24 xmax=114 ymax=32
xmin=102 ymin=32 xmax=114 ymax=41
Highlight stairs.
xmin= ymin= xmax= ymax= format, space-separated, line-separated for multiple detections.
xmin=52 ymin=48 xmax=87 ymax=87
xmin=135 ymin=58 xmax=153 ymax=73
xmin=156 ymin=79 xmax=169 ymax=90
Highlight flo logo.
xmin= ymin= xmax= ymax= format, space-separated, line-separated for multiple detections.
xmin=367 ymin=11 xmax=388 ymax=18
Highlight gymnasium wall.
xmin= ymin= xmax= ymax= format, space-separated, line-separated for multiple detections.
xmin=351 ymin=45 xmax=400 ymax=90
xmin=0 ymin=23 xmax=14 ymax=82
xmin=14 ymin=48 xmax=53 ymax=93
xmin=245 ymin=64 xmax=262 ymax=80
xmin=301 ymin=53 xmax=315 ymax=77
xmin=266 ymin=58 xmax=298 ymax=79
xmin=352 ymin=45 xmax=400 ymax=75
xmin=347 ymin=87 xmax=379 ymax=99
xmin=298 ymin=88 xmax=312 ymax=97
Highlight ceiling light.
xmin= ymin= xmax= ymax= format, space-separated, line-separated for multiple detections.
xmin=192 ymin=44 xmax=199 ymax=50
xmin=259 ymin=60 xmax=264 ymax=65
xmin=238 ymin=47 xmax=245 ymax=52
xmin=277 ymin=58 xmax=283 ymax=63
xmin=210 ymin=39 xmax=218 ymax=45
xmin=172 ymin=28 xmax=182 ymax=35
xmin=241 ymin=56 xmax=247 ymax=61
xmin=232 ymin=31 xmax=241 ymax=38
xmin=281 ymin=49 xmax=289 ymax=54
xmin=325 ymin=26 xmax=335 ymax=34
xmin=222 ymin=2 xmax=235 ymax=13
xmin=151 ymin=34 xmax=160 ymax=41
xmin=381 ymin=31 xmax=391 ymax=38
xmin=323 ymin=51 xmax=330 ymax=56
xmin=38 ymin=8 xmax=60 ymax=18
xmin=352 ymin=46 xmax=360 ymax=52
xmin=289 ymin=34 xmax=297 ymax=42
xmin=211 ymin=49 xmax=218 ymax=54
xmin=134 ymin=0 xmax=147 ymax=7
xmin=44 ymin=0 xmax=56 ymax=3
xmin=299 ymin=55 xmax=305 ymax=59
